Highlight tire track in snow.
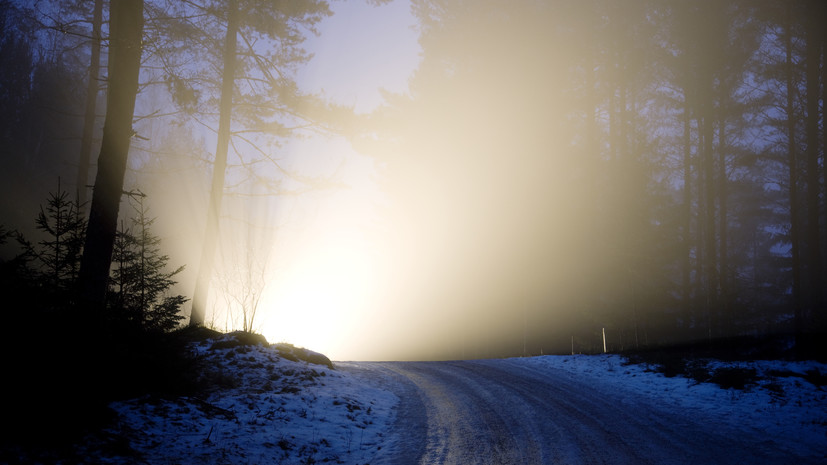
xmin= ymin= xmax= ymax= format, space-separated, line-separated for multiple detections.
xmin=389 ymin=362 xmax=535 ymax=464
xmin=352 ymin=359 xmax=810 ymax=465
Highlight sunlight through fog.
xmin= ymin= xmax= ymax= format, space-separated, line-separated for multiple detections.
xmin=3 ymin=0 xmax=819 ymax=361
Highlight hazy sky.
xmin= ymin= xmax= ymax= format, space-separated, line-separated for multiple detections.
xmin=255 ymin=1 xmax=583 ymax=361
xmin=7 ymin=0 xmax=736 ymax=362
xmin=299 ymin=0 xmax=420 ymax=112
xmin=0 ymin=0 xmax=640 ymax=362
xmin=3 ymin=0 xmax=815 ymax=363
xmin=251 ymin=0 xmax=422 ymax=360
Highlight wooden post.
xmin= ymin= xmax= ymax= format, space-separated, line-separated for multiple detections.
xmin=602 ymin=327 xmax=607 ymax=353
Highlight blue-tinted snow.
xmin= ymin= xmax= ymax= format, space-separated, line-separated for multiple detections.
xmin=97 ymin=345 xmax=826 ymax=464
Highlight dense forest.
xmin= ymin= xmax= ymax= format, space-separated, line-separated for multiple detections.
xmin=0 ymin=0 xmax=337 ymax=332
xmin=363 ymin=0 xmax=827 ymax=356
xmin=1 ymin=0 xmax=826 ymax=364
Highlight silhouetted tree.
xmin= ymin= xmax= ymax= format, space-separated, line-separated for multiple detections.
xmin=762 ymin=0 xmax=807 ymax=345
xmin=174 ymin=0 xmax=332 ymax=327
xmin=77 ymin=0 xmax=105 ymax=209
xmin=802 ymin=0 xmax=823 ymax=329
xmin=79 ymin=0 xmax=145 ymax=315
xmin=11 ymin=182 xmax=86 ymax=312
xmin=110 ymin=191 xmax=186 ymax=332
xmin=361 ymin=0 xmax=822 ymax=353
xmin=190 ymin=0 xmax=240 ymax=327
xmin=1 ymin=1 xmax=90 ymax=230
xmin=32 ymin=181 xmax=86 ymax=290
xmin=0 ymin=2 xmax=33 ymax=144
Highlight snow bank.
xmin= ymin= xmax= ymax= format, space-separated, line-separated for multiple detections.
xmin=97 ymin=338 xmax=398 ymax=464
xmin=82 ymin=343 xmax=825 ymax=463
xmin=511 ymin=354 xmax=827 ymax=459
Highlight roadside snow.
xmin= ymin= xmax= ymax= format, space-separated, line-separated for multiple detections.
xmin=86 ymin=345 xmax=826 ymax=464
xmin=510 ymin=354 xmax=827 ymax=460
xmin=96 ymin=338 xmax=399 ymax=465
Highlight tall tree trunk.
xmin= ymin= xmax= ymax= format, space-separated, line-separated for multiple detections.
xmin=784 ymin=5 xmax=803 ymax=347
xmin=701 ymin=100 xmax=717 ymax=340
xmin=804 ymin=1 xmax=823 ymax=319
xmin=79 ymin=0 xmax=144 ymax=314
xmin=585 ymin=56 xmax=597 ymax=160
xmin=717 ymin=113 xmax=730 ymax=336
xmin=76 ymin=0 xmax=103 ymax=209
xmin=821 ymin=1 xmax=827 ymax=332
xmin=682 ymin=94 xmax=693 ymax=335
xmin=190 ymin=0 xmax=239 ymax=326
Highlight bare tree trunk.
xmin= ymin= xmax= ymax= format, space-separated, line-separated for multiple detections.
xmin=804 ymin=3 xmax=822 ymax=319
xmin=190 ymin=0 xmax=238 ymax=326
xmin=821 ymin=2 xmax=827 ymax=332
xmin=701 ymin=103 xmax=717 ymax=340
xmin=682 ymin=96 xmax=693 ymax=334
xmin=76 ymin=0 xmax=103 ymax=209
xmin=79 ymin=0 xmax=144 ymax=314
xmin=718 ymin=114 xmax=730 ymax=336
xmin=784 ymin=5 xmax=804 ymax=347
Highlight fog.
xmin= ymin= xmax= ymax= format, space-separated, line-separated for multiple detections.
xmin=344 ymin=3 xmax=624 ymax=360
xmin=3 ymin=0 xmax=815 ymax=360
xmin=150 ymin=1 xmax=605 ymax=360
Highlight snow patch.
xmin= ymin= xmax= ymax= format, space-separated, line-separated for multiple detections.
xmin=97 ymin=339 xmax=398 ymax=464
xmin=78 ymin=347 xmax=825 ymax=463
xmin=511 ymin=354 xmax=827 ymax=459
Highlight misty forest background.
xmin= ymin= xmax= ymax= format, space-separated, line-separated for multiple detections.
xmin=1 ymin=0 xmax=827 ymax=372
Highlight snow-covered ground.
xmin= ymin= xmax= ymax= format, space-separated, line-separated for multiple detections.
xmin=90 ymin=336 xmax=400 ymax=464
xmin=512 ymin=354 xmax=827 ymax=461
xmin=77 ymin=338 xmax=826 ymax=464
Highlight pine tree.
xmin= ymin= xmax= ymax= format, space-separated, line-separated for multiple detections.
xmin=29 ymin=180 xmax=86 ymax=291
xmin=109 ymin=192 xmax=186 ymax=332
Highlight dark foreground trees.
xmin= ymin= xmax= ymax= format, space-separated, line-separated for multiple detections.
xmin=0 ymin=1 xmax=196 ymax=443
xmin=78 ymin=0 xmax=145 ymax=316
xmin=1 ymin=185 xmax=193 ymax=447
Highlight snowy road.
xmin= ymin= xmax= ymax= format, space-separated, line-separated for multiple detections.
xmin=342 ymin=359 xmax=818 ymax=465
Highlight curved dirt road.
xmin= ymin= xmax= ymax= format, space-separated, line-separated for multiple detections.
xmin=342 ymin=359 xmax=813 ymax=465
